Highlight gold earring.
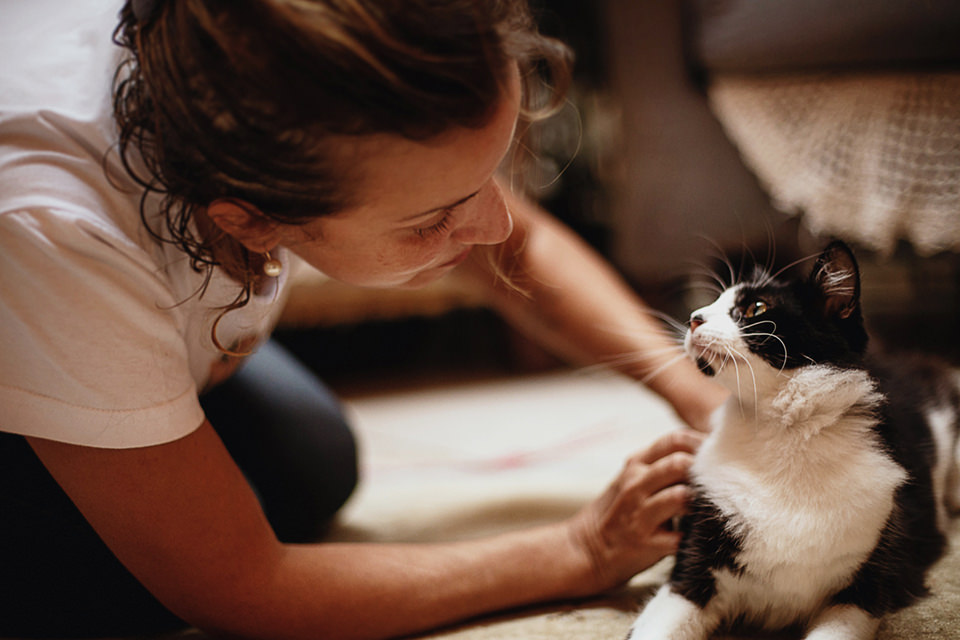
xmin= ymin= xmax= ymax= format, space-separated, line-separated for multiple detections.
xmin=211 ymin=310 xmax=255 ymax=358
xmin=262 ymin=250 xmax=283 ymax=277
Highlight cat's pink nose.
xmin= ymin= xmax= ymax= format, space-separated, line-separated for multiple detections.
xmin=689 ymin=315 xmax=704 ymax=333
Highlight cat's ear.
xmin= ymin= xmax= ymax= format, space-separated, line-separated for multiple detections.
xmin=809 ymin=241 xmax=860 ymax=320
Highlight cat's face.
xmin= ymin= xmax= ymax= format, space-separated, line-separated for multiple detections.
xmin=684 ymin=242 xmax=869 ymax=396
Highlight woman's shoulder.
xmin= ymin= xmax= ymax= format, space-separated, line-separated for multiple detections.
xmin=1 ymin=0 xmax=122 ymax=118
xmin=1 ymin=0 xmax=132 ymax=216
xmin=1 ymin=0 xmax=142 ymax=255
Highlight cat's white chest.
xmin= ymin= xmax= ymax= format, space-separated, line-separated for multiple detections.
xmin=693 ymin=399 xmax=907 ymax=625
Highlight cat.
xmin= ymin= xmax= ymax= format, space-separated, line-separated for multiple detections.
xmin=627 ymin=241 xmax=960 ymax=640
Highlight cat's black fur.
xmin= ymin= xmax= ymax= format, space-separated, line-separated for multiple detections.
xmin=832 ymin=354 xmax=958 ymax=615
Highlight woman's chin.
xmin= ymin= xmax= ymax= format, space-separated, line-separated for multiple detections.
xmin=395 ymin=269 xmax=448 ymax=289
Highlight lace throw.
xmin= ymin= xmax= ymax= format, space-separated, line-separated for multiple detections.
xmin=708 ymin=71 xmax=960 ymax=255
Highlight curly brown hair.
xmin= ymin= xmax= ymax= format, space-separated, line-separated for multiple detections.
xmin=112 ymin=0 xmax=572 ymax=300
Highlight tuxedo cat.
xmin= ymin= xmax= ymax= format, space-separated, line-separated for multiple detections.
xmin=628 ymin=241 xmax=960 ymax=640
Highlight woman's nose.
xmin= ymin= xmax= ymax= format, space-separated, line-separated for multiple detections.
xmin=451 ymin=181 xmax=514 ymax=245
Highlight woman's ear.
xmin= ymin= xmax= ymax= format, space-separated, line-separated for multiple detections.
xmin=206 ymin=199 xmax=282 ymax=253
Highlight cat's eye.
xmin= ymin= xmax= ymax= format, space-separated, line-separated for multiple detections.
xmin=744 ymin=301 xmax=768 ymax=318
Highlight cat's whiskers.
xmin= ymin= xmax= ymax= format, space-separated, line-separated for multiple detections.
xmin=763 ymin=251 xmax=822 ymax=285
xmin=593 ymin=317 xmax=688 ymax=343
xmin=741 ymin=319 xmax=777 ymax=334
xmin=573 ymin=346 xmax=700 ymax=401
xmin=575 ymin=340 xmax=689 ymax=380
xmin=637 ymin=351 xmax=697 ymax=387
xmin=726 ymin=344 xmax=761 ymax=419
xmin=686 ymin=267 xmax=729 ymax=296
xmin=642 ymin=309 xmax=693 ymax=337
xmin=720 ymin=345 xmax=748 ymax=414
xmin=750 ymin=249 xmax=831 ymax=290
xmin=744 ymin=334 xmax=791 ymax=373
xmin=697 ymin=235 xmax=739 ymax=288
xmin=705 ymin=348 xmax=724 ymax=371
xmin=741 ymin=320 xmax=790 ymax=372
xmin=585 ymin=314 xmax=719 ymax=386
xmin=579 ymin=347 xmax=685 ymax=374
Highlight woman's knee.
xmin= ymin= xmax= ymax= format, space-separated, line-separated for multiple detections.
xmin=201 ymin=339 xmax=361 ymax=541
xmin=263 ymin=412 xmax=359 ymax=542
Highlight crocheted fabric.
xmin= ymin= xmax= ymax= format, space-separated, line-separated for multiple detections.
xmin=708 ymin=71 xmax=960 ymax=256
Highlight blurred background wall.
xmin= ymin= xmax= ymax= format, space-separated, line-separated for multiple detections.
xmin=278 ymin=0 xmax=960 ymax=386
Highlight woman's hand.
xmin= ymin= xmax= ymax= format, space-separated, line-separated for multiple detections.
xmin=565 ymin=429 xmax=705 ymax=594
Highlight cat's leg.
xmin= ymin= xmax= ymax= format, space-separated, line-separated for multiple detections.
xmin=947 ymin=371 xmax=960 ymax=515
xmin=946 ymin=408 xmax=960 ymax=515
xmin=626 ymin=585 xmax=717 ymax=640
xmin=946 ymin=433 xmax=960 ymax=515
xmin=803 ymin=605 xmax=880 ymax=640
xmin=928 ymin=398 xmax=960 ymax=518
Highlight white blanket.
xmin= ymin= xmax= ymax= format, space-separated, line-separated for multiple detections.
xmin=709 ymin=71 xmax=960 ymax=256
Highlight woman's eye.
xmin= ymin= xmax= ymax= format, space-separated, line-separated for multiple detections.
xmin=414 ymin=209 xmax=454 ymax=238
xmin=744 ymin=300 xmax=768 ymax=318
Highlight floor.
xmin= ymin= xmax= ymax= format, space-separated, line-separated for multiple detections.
xmin=330 ymin=367 xmax=681 ymax=547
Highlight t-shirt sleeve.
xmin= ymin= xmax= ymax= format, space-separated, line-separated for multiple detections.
xmin=0 ymin=208 xmax=205 ymax=448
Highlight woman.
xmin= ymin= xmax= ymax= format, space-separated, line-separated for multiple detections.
xmin=0 ymin=0 xmax=725 ymax=637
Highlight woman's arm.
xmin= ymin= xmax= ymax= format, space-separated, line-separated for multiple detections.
xmin=28 ymin=421 xmax=699 ymax=640
xmin=461 ymin=184 xmax=727 ymax=432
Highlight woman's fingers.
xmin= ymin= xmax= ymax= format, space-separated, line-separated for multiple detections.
xmin=642 ymin=451 xmax=695 ymax=494
xmin=642 ymin=483 xmax=690 ymax=529
xmin=618 ymin=449 xmax=695 ymax=505
xmin=565 ymin=429 xmax=706 ymax=592
xmin=645 ymin=527 xmax=684 ymax=556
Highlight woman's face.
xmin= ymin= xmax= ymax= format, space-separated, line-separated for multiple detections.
xmin=279 ymin=69 xmax=522 ymax=289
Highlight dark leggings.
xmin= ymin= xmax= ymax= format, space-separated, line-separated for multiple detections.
xmin=0 ymin=340 xmax=358 ymax=637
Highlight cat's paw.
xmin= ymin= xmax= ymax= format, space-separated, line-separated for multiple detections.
xmin=626 ymin=586 xmax=712 ymax=640
xmin=804 ymin=605 xmax=880 ymax=640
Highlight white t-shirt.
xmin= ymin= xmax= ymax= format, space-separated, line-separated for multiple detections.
xmin=0 ymin=0 xmax=289 ymax=448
